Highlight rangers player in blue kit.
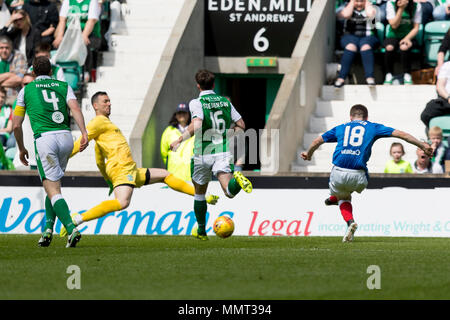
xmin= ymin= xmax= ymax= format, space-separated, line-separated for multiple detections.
xmin=301 ymin=104 xmax=432 ymax=242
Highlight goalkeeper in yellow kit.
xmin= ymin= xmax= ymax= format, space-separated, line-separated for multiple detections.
xmin=60 ymin=91 xmax=218 ymax=236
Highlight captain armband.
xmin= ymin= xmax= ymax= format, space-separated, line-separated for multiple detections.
xmin=13 ymin=105 xmax=26 ymax=117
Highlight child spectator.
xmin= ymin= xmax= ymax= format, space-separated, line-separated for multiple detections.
xmin=334 ymin=0 xmax=378 ymax=88
xmin=383 ymin=0 xmax=422 ymax=85
xmin=384 ymin=142 xmax=413 ymax=173
xmin=428 ymin=125 xmax=448 ymax=172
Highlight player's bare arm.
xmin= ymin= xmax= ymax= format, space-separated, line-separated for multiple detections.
xmin=391 ymin=130 xmax=433 ymax=157
xmin=68 ymin=99 xmax=89 ymax=152
xmin=234 ymin=118 xmax=245 ymax=133
xmin=301 ymin=136 xmax=325 ymax=161
xmin=12 ymin=113 xmax=28 ymax=166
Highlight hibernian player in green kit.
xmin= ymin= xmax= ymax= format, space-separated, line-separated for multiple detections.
xmin=12 ymin=56 xmax=89 ymax=248
xmin=170 ymin=70 xmax=253 ymax=240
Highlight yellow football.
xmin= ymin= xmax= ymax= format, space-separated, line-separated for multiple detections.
xmin=213 ymin=216 xmax=235 ymax=238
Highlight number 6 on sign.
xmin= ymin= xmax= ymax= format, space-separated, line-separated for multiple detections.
xmin=253 ymin=27 xmax=269 ymax=52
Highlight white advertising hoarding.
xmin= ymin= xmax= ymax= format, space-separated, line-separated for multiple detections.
xmin=0 ymin=183 xmax=449 ymax=237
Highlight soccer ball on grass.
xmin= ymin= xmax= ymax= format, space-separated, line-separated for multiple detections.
xmin=213 ymin=216 xmax=234 ymax=238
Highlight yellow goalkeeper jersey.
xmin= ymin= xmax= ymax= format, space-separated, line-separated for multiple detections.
xmin=72 ymin=115 xmax=141 ymax=185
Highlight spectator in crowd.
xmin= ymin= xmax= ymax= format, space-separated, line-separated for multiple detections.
xmin=421 ymin=60 xmax=450 ymax=129
xmin=334 ymin=0 xmax=378 ymax=88
xmin=383 ymin=0 xmax=422 ymax=85
xmin=0 ymin=9 xmax=41 ymax=66
xmin=434 ymin=26 xmax=450 ymax=77
xmin=23 ymin=0 xmax=59 ymax=45
xmin=373 ymin=0 xmax=389 ymax=24
xmin=0 ymin=138 xmax=13 ymax=169
xmin=12 ymin=72 xmax=35 ymax=170
xmin=428 ymin=125 xmax=448 ymax=171
xmin=27 ymin=42 xmax=65 ymax=81
xmin=413 ymin=145 xmax=444 ymax=172
xmin=433 ymin=0 xmax=450 ymax=20
xmin=0 ymin=86 xmax=13 ymax=148
xmin=384 ymin=142 xmax=413 ymax=173
xmin=53 ymin=0 xmax=101 ymax=82
xmin=415 ymin=0 xmax=435 ymax=25
xmin=0 ymin=0 xmax=11 ymax=30
xmin=6 ymin=0 xmax=25 ymax=10
xmin=160 ymin=102 xmax=194 ymax=182
xmin=0 ymin=35 xmax=26 ymax=104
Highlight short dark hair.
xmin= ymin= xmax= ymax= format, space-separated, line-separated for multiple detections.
xmin=350 ymin=104 xmax=368 ymax=119
xmin=0 ymin=86 xmax=6 ymax=96
xmin=195 ymin=69 xmax=215 ymax=90
xmin=91 ymin=91 xmax=108 ymax=106
xmin=35 ymin=42 xmax=52 ymax=54
xmin=32 ymin=56 xmax=51 ymax=76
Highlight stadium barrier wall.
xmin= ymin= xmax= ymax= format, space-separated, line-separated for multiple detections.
xmin=1 ymin=173 xmax=449 ymax=237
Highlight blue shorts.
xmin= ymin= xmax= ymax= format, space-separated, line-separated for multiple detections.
xmin=340 ymin=34 xmax=379 ymax=50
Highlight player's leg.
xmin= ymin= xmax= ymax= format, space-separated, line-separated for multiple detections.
xmin=74 ymin=185 xmax=133 ymax=224
xmin=38 ymin=195 xmax=57 ymax=247
xmin=42 ymin=179 xmax=81 ymax=247
xmin=36 ymin=133 xmax=80 ymax=246
xmin=142 ymin=168 xmax=218 ymax=204
xmin=328 ymin=167 xmax=359 ymax=242
xmin=61 ymin=163 xmax=138 ymax=237
xmin=192 ymin=181 xmax=209 ymax=240
xmin=214 ymin=153 xmax=252 ymax=197
xmin=324 ymin=195 xmax=339 ymax=206
xmin=147 ymin=168 xmax=195 ymax=195
xmin=340 ymin=197 xmax=358 ymax=243
xmin=341 ymin=170 xmax=368 ymax=242
xmin=216 ymin=171 xmax=243 ymax=198
xmin=191 ymin=155 xmax=213 ymax=240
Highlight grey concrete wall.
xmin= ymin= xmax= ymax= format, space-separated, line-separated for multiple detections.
xmin=263 ymin=0 xmax=335 ymax=173
xmin=130 ymin=0 xmax=204 ymax=168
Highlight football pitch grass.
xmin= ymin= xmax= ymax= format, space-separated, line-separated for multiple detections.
xmin=0 ymin=235 xmax=449 ymax=300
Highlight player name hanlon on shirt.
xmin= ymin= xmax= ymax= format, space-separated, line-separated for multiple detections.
xmin=35 ymin=83 xmax=61 ymax=88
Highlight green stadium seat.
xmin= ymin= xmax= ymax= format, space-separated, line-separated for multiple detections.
xmin=376 ymin=22 xmax=385 ymax=44
xmin=57 ymin=61 xmax=83 ymax=91
xmin=424 ymin=21 xmax=450 ymax=66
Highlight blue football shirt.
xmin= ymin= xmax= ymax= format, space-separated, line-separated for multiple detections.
xmin=321 ymin=120 xmax=395 ymax=172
